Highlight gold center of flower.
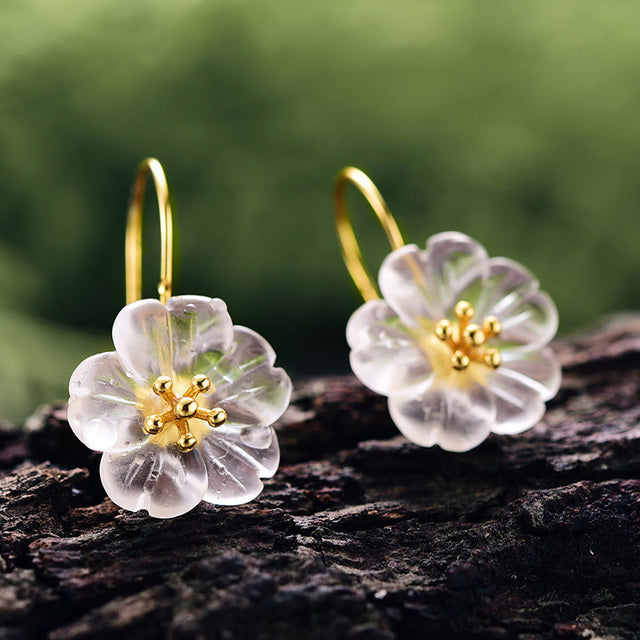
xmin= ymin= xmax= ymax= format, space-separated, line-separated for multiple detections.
xmin=143 ymin=374 xmax=227 ymax=453
xmin=434 ymin=300 xmax=502 ymax=371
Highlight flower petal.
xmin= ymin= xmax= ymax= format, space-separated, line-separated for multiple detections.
xmin=200 ymin=426 xmax=279 ymax=505
xmin=111 ymin=299 xmax=171 ymax=383
xmin=496 ymin=289 xmax=558 ymax=352
xmin=68 ymin=352 xmax=146 ymax=452
xmin=100 ymin=444 xmax=208 ymax=518
xmin=499 ymin=347 xmax=561 ymax=401
xmin=378 ymin=232 xmax=488 ymax=323
xmin=388 ymin=382 xmax=495 ymax=452
xmin=112 ymin=296 xmax=233 ymax=384
xmin=346 ymin=299 xmax=433 ymax=396
xmin=486 ymin=370 xmax=546 ymax=435
xmin=460 ymin=257 xmax=538 ymax=320
xmin=165 ymin=296 xmax=234 ymax=375
xmin=200 ymin=327 xmax=292 ymax=429
xmin=433 ymin=256 xmax=558 ymax=351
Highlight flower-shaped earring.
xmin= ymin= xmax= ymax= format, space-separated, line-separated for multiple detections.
xmin=68 ymin=158 xmax=292 ymax=517
xmin=334 ymin=167 xmax=560 ymax=452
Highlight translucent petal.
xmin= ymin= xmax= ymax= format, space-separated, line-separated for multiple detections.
xmin=346 ymin=300 xmax=433 ymax=396
xmin=423 ymin=232 xmax=490 ymax=316
xmin=165 ymin=296 xmax=234 ymax=375
xmin=200 ymin=427 xmax=279 ymax=505
xmin=111 ymin=299 xmax=171 ymax=383
xmin=486 ymin=370 xmax=546 ymax=435
xmin=378 ymin=233 xmax=488 ymax=323
xmin=460 ymin=257 xmax=538 ymax=320
xmin=100 ymin=444 xmax=208 ymax=518
xmin=68 ymin=352 xmax=146 ymax=452
xmin=388 ymin=383 xmax=495 ymax=452
xmin=200 ymin=327 xmax=292 ymax=429
xmin=443 ymin=256 xmax=557 ymax=351
xmin=378 ymin=244 xmax=433 ymax=324
xmin=495 ymin=290 xmax=558 ymax=351
xmin=499 ymin=347 xmax=562 ymax=401
xmin=112 ymin=296 xmax=233 ymax=384
xmin=68 ymin=396 xmax=146 ymax=453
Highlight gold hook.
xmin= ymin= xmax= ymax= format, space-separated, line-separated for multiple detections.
xmin=125 ymin=158 xmax=173 ymax=305
xmin=334 ymin=167 xmax=405 ymax=302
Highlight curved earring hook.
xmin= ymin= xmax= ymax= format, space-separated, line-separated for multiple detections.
xmin=125 ymin=158 xmax=174 ymax=305
xmin=333 ymin=167 xmax=405 ymax=302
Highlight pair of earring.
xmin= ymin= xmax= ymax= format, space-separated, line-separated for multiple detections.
xmin=68 ymin=159 xmax=560 ymax=518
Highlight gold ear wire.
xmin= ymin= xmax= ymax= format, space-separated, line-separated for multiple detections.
xmin=333 ymin=167 xmax=405 ymax=302
xmin=125 ymin=158 xmax=174 ymax=305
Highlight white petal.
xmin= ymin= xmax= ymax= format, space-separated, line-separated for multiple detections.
xmin=165 ymin=296 xmax=234 ymax=375
xmin=68 ymin=352 xmax=146 ymax=452
xmin=378 ymin=233 xmax=488 ymax=323
xmin=434 ymin=256 xmax=557 ymax=351
xmin=112 ymin=296 xmax=233 ymax=383
xmin=499 ymin=347 xmax=562 ymax=401
xmin=496 ymin=290 xmax=558 ymax=351
xmin=460 ymin=257 xmax=538 ymax=320
xmin=200 ymin=427 xmax=279 ymax=505
xmin=346 ymin=299 xmax=433 ymax=396
xmin=100 ymin=444 xmax=208 ymax=518
xmin=423 ymin=232 xmax=490 ymax=315
xmin=388 ymin=383 xmax=495 ymax=452
xmin=112 ymin=299 xmax=171 ymax=383
xmin=201 ymin=326 xmax=292 ymax=429
xmin=486 ymin=371 xmax=546 ymax=435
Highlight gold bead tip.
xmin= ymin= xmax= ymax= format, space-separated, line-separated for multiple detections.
xmin=177 ymin=433 xmax=197 ymax=452
xmin=482 ymin=316 xmax=502 ymax=337
xmin=192 ymin=374 xmax=212 ymax=393
xmin=484 ymin=348 xmax=501 ymax=368
xmin=451 ymin=350 xmax=470 ymax=370
xmin=208 ymin=408 xmax=227 ymax=427
xmin=454 ymin=300 xmax=474 ymax=320
xmin=435 ymin=319 xmax=452 ymax=341
xmin=144 ymin=416 xmax=163 ymax=435
xmin=463 ymin=324 xmax=486 ymax=347
xmin=153 ymin=376 xmax=173 ymax=395
xmin=176 ymin=397 xmax=198 ymax=418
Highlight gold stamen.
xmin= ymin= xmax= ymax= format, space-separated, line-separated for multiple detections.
xmin=435 ymin=319 xmax=453 ymax=341
xmin=484 ymin=348 xmax=501 ymax=369
xmin=191 ymin=373 xmax=211 ymax=393
xmin=434 ymin=300 xmax=502 ymax=371
xmin=176 ymin=397 xmax=198 ymax=418
xmin=482 ymin=316 xmax=501 ymax=338
xmin=207 ymin=407 xmax=227 ymax=427
xmin=451 ymin=350 xmax=470 ymax=370
xmin=153 ymin=376 xmax=173 ymax=395
xmin=143 ymin=374 xmax=227 ymax=452
xmin=144 ymin=416 xmax=163 ymax=435
xmin=463 ymin=324 xmax=485 ymax=347
xmin=455 ymin=300 xmax=475 ymax=321
xmin=177 ymin=434 xmax=197 ymax=452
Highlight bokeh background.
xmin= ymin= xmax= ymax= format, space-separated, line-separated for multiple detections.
xmin=0 ymin=1 xmax=639 ymax=422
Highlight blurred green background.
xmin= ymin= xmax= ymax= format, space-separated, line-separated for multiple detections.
xmin=0 ymin=1 xmax=639 ymax=422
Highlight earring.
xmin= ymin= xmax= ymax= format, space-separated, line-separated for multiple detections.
xmin=68 ymin=158 xmax=292 ymax=518
xmin=334 ymin=167 xmax=560 ymax=452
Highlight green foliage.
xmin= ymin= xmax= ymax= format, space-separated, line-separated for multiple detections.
xmin=0 ymin=1 xmax=638 ymax=420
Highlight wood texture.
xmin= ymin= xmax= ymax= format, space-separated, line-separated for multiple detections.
xmin=0 ymin=316 xmax=639 ymax=639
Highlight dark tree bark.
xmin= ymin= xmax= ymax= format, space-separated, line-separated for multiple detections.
xmin=0 ymin=316 xmax=639 ymax=640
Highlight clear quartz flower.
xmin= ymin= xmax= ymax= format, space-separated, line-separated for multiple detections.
xmin=68 ymin=295 xmax=292 ymax=518
xmin=347 ymin=232 xmax=561 ymax=452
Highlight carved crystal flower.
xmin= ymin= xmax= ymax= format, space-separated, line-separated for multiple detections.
xmin=68 ymin=295 xmax=292 ymax=518
xmin=347 ymin=232 xmax=561 ymax=452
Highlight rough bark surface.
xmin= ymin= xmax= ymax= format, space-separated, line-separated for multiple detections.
xmin=0 ymin=316 xmax=639 ymax=640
